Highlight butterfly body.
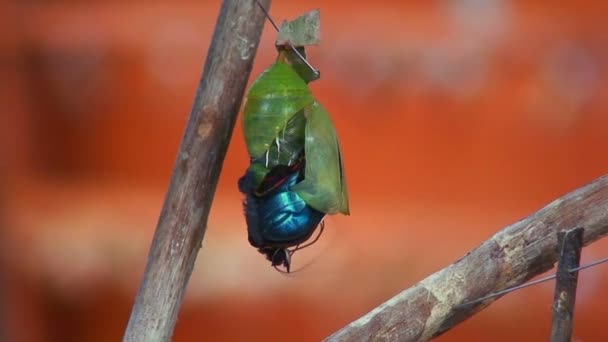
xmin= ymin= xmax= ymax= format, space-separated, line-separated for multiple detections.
xmin=239 ymin=160 xmax=324 ymax=271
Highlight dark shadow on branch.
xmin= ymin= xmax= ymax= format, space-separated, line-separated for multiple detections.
xmin=326 ymin=175 xmax=608 ymax=342
xmin=124 ymin=1 xmax=271 ymax=341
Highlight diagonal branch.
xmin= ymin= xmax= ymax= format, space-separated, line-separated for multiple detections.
xmin=326 ymin=175 xmax=608 ymax=342
xmin=124 ymin=1 xmax=270 ymax=341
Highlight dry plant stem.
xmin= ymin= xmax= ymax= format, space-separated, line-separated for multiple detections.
xmin=326 ymin=175 xmax=608 ymax=342
xmin=124 ymin=1 xmax=270 ymax=341
xmin=550 ymin=227 xmax=583 ymax=342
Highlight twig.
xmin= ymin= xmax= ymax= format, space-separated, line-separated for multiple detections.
xmin=550 ymin=227 xmax=583 ymax=342
xmin=123 ymin=1 xmax=270 ymax=341
xmin=325 ymin=175 xmax=608 ymax=342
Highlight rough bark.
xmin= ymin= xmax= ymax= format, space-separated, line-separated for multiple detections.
xmin=326 ymin=175 xmax=608 ymax=342
xmin=124 ymin=1 xmax=270 ymax=341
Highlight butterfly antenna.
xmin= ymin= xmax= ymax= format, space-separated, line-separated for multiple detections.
xmin=457 ymin=255 xmax=608 ymax=308
xmin=273 ymin=264 xmax=290 ymax=274
xmin=270 ymin=222 xmax=327 ymax=274
xmin=254 ymin=0 xmax=320 ymax=76
xmin=292 ymin=221 xmax=325 ymax=252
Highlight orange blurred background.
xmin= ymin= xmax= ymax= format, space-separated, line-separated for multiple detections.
xmin=3 ymin=0 xmax=608 ymax=341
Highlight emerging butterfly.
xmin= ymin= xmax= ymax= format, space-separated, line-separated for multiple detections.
xmin=238 ymin=4 xmax=349 ymax=272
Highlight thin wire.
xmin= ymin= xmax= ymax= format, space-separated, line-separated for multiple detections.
xmin=569 ymin=256 xmax=608 ymax=273
xmin=254 ymin=0 xmax=319 ymax=76
xmin=458 ymin=274 xmax=557 ymax=307
xmin=254 ymin=0 xmax=279 ymax=31
xmin=457 ymin=256 xmax=608 ymax=307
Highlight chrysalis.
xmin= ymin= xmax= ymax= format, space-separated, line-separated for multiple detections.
xmin=239 ymin=5 xmax=349 ymax=272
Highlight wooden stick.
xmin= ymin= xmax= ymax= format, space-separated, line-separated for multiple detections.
xmin=325 ymin=175 xmax=608 ymax=342
xmin=124 ymin=1 xmax=270 ymax=341
xmin=550 ymin=227 xmax=584 ymax=342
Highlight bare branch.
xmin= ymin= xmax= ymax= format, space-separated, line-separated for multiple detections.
xmin=326 ymin=175 xmax=608 ymax=342
xmin=124 ymin=1 xmax=270 ymax=341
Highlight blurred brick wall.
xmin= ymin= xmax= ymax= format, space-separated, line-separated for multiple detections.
xmin=3 ymin=1 xmax=608 ymax=341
